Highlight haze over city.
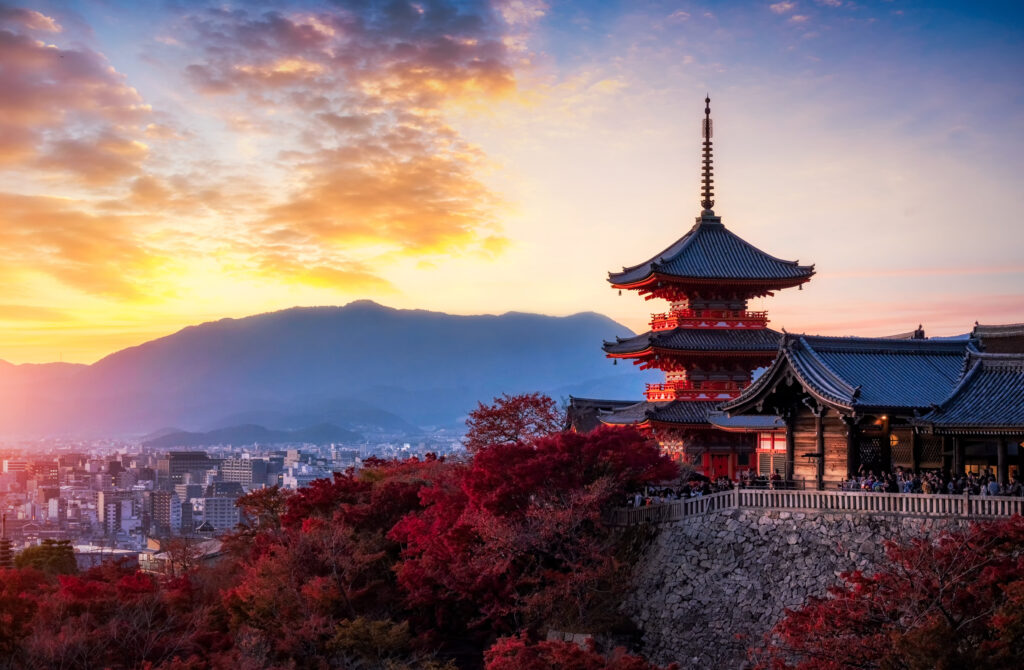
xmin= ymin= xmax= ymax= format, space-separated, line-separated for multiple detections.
xmin=2 ymin=0 xmax=1022 ymax=365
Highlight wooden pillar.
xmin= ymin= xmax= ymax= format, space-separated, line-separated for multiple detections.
xmin=952 ymin=437 xmax=965 ymax=476
xmin=881 ymin=417 xmax=893 ymax=475
xmin=815 ymin=408 xmax=825 ymax=491
xmin=785 ymin=411 xmax=796 ymax=482
xmin=845 ymin=416 xmax=858 ymax=478
xmin=997 ymin=438 xmax=1008 ymax=486
xmin=911 ymin=430 xmax=921 ymax=472
xmin=942 ymin=436 xmax=951 ymax=474
xmin=1016 ymin=438 xmax=1024 ymax=483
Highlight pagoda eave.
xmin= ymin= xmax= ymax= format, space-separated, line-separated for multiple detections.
xmin=611 ymin=272 xmax=812 ymax=296
xmin=605 ymin=348 xmax=778 ymax=360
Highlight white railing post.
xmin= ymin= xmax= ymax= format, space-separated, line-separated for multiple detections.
xmin=963 ymin=491 xmax=970 ymax=517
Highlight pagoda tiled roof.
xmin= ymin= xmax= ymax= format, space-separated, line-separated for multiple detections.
xmin=608 ymin=214 xmax=815 ymax=286
xmin=915 ymin=353 xmax=1024 ymax=433
xmin=597 ymin=399 xmax=719 ymax=426
xmin=722 ymin=334 xmax=973 ymax=414
xmin=604 ymin=327 xmax=782 ymax=355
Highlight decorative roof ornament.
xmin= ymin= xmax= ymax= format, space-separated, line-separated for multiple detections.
xmin=701 ymin=95 xmax=715 ymax=214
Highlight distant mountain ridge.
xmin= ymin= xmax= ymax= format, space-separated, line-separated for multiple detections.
xmin=142 ymin=423 xmax=362 ymax=448
xmin=0 ymin=301 xmax=652 ymax=438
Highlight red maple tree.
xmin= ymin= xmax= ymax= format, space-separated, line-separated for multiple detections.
xmin=464 ymin=392 xmax=564 ymax=452
xmin=392 ymin=426 xmax=677 ymax=641
xmin=485 ymin=635 xmax=678 ymax=670
xmin=752 ymin=516 xmax=1024 ymax=669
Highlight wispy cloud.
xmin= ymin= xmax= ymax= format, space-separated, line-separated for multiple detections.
xmin=174 ymin=2 xmax=523 ymax=285
xmin=770 ymin=2 xmax=798 ymax=14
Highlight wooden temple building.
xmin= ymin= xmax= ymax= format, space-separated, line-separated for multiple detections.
xmin=567 ymin=98 xmax=814 ymax=478
xmin=719 ymin=325 xmax=1024 ymax=489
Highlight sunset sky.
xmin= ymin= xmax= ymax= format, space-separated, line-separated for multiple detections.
xmin=1 ymin=0 xmax=1022 ymax=364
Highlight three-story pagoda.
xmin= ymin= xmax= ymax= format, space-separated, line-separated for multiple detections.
xmin=570 ymin=98 xmax=814 ymax=478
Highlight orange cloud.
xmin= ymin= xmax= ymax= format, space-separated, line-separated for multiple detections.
xmin=35 ymin=132 xmax=149 ymax=185
xmin=173 ymin=3 xmax=520 ymax=288
xmin=0 ymin=304 xmax=71 ymax=322
xmin=0 ymin=192 xmax=164 ymax=298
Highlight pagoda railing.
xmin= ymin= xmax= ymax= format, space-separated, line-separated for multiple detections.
xmin=644 ymin=380 xmax=747 ymax=402
xmin=650 ymin=309 xmax=768 ymax=331
xmin=607 ymin=489 xmax=1024 ymax=526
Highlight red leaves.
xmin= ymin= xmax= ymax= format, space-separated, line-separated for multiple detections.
xmin=392 ymin=426 xmax=677 ymax=638
xmin=465 ymin=392 xmax=564 ymax=453
xmin=755 ymin=515 xmax=1024 ymax=669
xmin=0 ymin=416 xmax=677 ymax=668
xmin=485 ymin=635 xmax=678 ymax=670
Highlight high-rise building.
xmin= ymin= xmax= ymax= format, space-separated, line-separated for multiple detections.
xmin=201 ymin=497 xmax=240 ymax=533
xmin=0 ymin=514 xmax=13 ymax=569
xmin=96 ymin=490 xmax=132 ymax=524
xmin=157 ymin=452 xmax=218 ymax=488
xmin=148 ymin=490 xmax=179 ymax=536
xmin=219 ymin=458 xmax=268 ymax=489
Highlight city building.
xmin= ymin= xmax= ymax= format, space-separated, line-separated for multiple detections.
xmin=157 ymin=451 xmax=218 ymax=488
xmin=200 ymin=497 xmax=240 ymax=533
xmin=219 ymin=458 xmax=268 ymax=489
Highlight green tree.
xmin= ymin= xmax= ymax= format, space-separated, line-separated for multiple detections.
xmin=14 ymin=539 xmax=77 ymax=575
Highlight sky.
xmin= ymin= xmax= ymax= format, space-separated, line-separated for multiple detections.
xmin=1 ymin=0 xmax=1023 ymax=364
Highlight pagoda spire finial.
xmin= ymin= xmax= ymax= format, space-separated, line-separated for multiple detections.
xmin=700 ymin=95 xmax=715 ymax=214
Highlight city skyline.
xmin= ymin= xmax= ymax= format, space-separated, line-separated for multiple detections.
xmin=2 ymin=0 xmax=1023 ymax=363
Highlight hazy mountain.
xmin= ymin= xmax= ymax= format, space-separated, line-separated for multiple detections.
xmin=0 ymin=300 xmax=653 ymax=437
xmin=143 ymin=423 xmax=362 ymax=449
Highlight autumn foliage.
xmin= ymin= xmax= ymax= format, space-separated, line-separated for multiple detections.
xmin=484 ymin=635 xmax=678 ymax=670
xmin=753 ymin=515 xmax=1024 ymax=669
xmin=464 ymin=392 xmax=564 ymax=452
xmin=0 ymin=394 xmax=676 ymax=669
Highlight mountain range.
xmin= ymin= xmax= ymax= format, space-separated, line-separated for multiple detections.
xmin=0 ymin=301 xmax=653 ymax=438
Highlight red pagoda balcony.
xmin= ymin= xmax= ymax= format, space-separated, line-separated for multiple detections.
xmin=649 ymin=309 xmax=768 ymax=331
xmin=644 ymin=380 xmax=748 ymax=401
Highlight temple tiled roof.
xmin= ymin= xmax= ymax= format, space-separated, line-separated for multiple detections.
xmin=604 ymin=327 xmax=782 ymax=355
xmin=915 ymin=353 xmax=1024 ymax=433
xmin=566 ymin=397 xmax=641 ymax=432
xmin=722 ymin=334 xmax=973 ymax=414
xmin=973 ymin=323 xmax=1024 ymax=354
xmin=597 ymin=399 xmax=720 ymax=426
xmin=707 ymin=411 xmax=785 ymax=432
xmin=608 ymin=214 xmax=815 ymax=286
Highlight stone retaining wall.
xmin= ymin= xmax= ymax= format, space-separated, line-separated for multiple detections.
xmin=622 ymin=508 xmax=965 ymax=667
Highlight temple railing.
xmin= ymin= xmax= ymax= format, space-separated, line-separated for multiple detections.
xmin=607 ymin=489 xmax=1024 ymax=526
xmin=649 ymin=309 xmax=769 ymax=331
xmin=643 ymin=380 xmax=747 ymax=401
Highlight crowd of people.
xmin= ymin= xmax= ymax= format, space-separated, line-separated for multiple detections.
xmin=842 ymin=467 xmax=1024 ymax=496
xmin=627 ymin=477 xmax=736 ymax=506
xmin=627 ymin=466 xmax=1024 ymax=507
